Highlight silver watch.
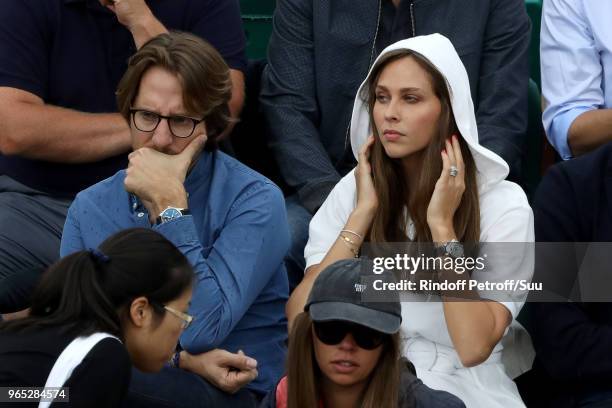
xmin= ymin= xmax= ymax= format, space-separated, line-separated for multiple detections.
xmin=435 ymin=239 xmax=464 ymax=258
xmin=155 ymin=207 xmax=191 ymax=225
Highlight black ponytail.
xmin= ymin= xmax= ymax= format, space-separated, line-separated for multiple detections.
xmin=0 ymin=228 xmax=194 ymax=338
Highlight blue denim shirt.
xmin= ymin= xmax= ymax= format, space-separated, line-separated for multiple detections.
xmin=60 ymin=151 xmax=290 ymax=394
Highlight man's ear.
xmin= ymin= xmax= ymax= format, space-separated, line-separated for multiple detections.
xmin=128 ymin=296 xmax=152 ymax=328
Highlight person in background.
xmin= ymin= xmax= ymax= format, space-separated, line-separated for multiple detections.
xmin=61 ymin=32 xmax=289 ymax=407
xmin=260 ymin=0 xmax=530 ymax=289
xmin=260 ymin=258 xmax=466 ymax=408
xmin=287 ymin=34 xmax=534 ymax=407
xmin=518 ymin=142 xmax=612 ymax=407
xmin=0 ymin=228 xmax=194 ymax=407
xmin=0 ymin=0 xmax=246 ymax=315
xmin=541 ymin=0 xmax=612 ymax=159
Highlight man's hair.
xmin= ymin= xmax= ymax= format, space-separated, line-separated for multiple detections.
xmin=116 ymin=31 xmax=233 ymax=150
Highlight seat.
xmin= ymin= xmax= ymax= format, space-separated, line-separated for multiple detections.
xmin=525 ymin=0 xmax=542 ymax=89
xmin=240 ymin=0 xmax=276 ymax=60
xmin=522 ymin=78 xmax=545 ymax=200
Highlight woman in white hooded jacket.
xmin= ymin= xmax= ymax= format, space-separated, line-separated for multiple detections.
xmin=286 ymin=34 xmax=534 ymax=407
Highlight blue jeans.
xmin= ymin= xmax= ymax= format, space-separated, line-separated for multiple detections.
xmin=284 ymin=195 xmax=312 ymax=292
xmin=124 ymin=366 xmax=259 ymax=408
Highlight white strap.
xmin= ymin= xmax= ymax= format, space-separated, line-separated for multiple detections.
xmin=38 ymin=332 xmax=120 ymax=408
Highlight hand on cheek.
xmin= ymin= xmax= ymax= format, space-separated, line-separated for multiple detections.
xmin=426 ymin=135 xmax=465 ymax=241
xmin=124 ymin=134 xmax=206 ymax=219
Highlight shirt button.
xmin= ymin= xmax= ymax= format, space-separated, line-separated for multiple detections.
xmin=137 ymin=212 xmax=145 ymax=218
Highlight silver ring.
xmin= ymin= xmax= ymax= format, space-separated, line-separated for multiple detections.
xmin=449 ymin=165 xmax=458 ymax=177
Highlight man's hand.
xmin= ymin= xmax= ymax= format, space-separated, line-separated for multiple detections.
xmin=124 ymin=134 xmax=206 ymax=217
xmin=101 ymin=0 xmax=167 ymax=49
xmin=179 ymin=349 xmax=258 ymax=394
xmin=102 ymin=0 xmax=152 ymax=28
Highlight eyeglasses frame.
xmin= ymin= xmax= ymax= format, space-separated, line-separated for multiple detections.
xmin=129 ymin=108 xmax=204 ymax=138
xmin=163 ymin=305 xmax=194 ymax=330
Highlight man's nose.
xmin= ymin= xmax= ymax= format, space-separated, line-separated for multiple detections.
xmin=151 ymin=118 xmax=174 ymax=148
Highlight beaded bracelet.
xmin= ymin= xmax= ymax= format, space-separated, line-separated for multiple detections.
xmin=168 ymin=351 xmax=180 ymax=368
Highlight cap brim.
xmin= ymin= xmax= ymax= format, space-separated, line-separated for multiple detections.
xmin=309 ymin=302 xmax=401 ymax=334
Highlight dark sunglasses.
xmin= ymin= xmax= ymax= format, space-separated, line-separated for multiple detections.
xmin=313 ymin=321 xmax=388 ymax=350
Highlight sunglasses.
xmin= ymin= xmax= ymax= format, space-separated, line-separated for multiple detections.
xmin=313 ymin=321 xmax=388 ymax=350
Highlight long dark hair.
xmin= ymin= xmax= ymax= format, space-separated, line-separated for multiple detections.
xmin=287 ymin=313 xmax=401 ymax=408
xmin=365 ymin=50 xmax=480 ymax=244
xmin=0 ymin=228 xmax=194 ymax=339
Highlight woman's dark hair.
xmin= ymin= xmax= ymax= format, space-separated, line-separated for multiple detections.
xmin=0 ymin=228 xmax=194 ymax=339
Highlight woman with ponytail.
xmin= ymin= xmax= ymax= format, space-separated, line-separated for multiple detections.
xmin=0 ymin=228 xmax=194 ymax=407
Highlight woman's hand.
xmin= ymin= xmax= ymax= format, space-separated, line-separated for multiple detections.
xmin=179 ymin=349 xmax=258 ymax=394
xmin=427 ymin=135 xmax=465 ymax=240
xmin=354 ymin=135 xmax=378 ymax=215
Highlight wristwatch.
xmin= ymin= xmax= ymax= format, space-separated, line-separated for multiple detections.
xmin=155 ymin=207 xmax=191 ymax=225
xmin=435 ymin=239 xmax=464 ymax=258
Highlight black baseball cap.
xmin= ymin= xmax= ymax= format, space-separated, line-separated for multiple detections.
xmin=304 ymin=258 xmax=402 ymax=334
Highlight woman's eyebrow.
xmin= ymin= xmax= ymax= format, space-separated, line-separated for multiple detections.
xmin=376 ymin=84 xmax=422 ymax=92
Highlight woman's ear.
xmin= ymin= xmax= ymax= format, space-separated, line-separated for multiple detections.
xmin=128 ymin=296 xmax=152 ymax=328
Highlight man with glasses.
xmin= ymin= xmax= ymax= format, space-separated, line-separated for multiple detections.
xmin=60 ymin=32 xmax=290 ymax=407
xmin=0 ymin=0 xmax=246 ymax=316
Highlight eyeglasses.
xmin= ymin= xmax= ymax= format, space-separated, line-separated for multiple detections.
xmin=313 ymin=321 xmax=387 ymax=350
xmin=130 ymin=109 xmax=204 ymax=138
xmin=164 ymin=305 xmax=193 ymax=330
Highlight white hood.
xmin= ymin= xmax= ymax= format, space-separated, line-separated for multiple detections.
xmin=349 ymin=33 xmax=509 ymax=192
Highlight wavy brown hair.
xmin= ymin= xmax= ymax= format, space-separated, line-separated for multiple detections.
xmin=287 ymin=313 xmax=401 ymax=408
xmin=364 ymin=50 xmax=480 ymax=244
xmin=116 ymin=31 xmax=233 ymax=150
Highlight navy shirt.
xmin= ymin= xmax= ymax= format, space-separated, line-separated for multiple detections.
xmin=375 ymin=0 xmax=415 ymax=56
xmin=0 ymin=0 xmax=246 ymax=196
xmin=60 ymin=151 xmax=290 ymax=394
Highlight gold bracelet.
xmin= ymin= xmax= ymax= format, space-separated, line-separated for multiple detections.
xmin=341 ymin=229 xmax=364 ymax=241
xmin=340 ymin=234 xmax=358 ymax=246
xmin=339 ymin=234 xmax=359 ymax=258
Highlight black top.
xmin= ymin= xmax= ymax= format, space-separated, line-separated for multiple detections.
xmin=0 ymin=326 xmax=131 ymax=407
xmin=521 ymin=142 xmax=612 ymax=407
xmin=0 ymin=0 xmax=246 ymax=197
xmin=375 ymin=0 xmax=414 ymax=57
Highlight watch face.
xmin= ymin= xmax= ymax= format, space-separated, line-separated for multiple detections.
xmin=161 ymin=208 xmax=182 ymax=222
xmin=447 ymin=242 xmax=465 ymax=258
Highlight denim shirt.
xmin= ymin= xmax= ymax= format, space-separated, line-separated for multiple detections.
xmin=60 ymin=150 xmax=290 ymax=394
